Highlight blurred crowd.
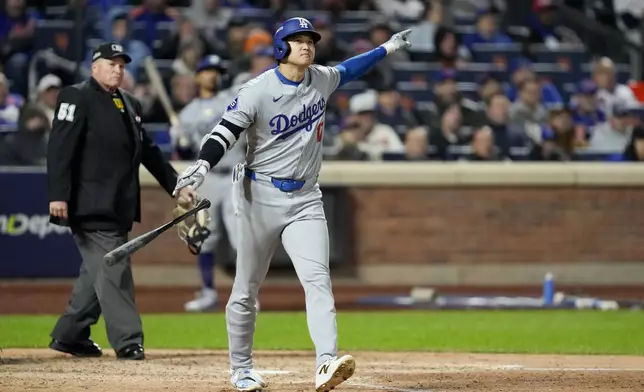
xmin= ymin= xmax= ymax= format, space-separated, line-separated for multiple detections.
xmin=1 ymin=0 xmax=644 ymax=166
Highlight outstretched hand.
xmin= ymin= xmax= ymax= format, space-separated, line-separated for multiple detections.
xmin=173 ymin=159 xmax=210 ymax=196
xmin=382 ymin=29 xmax=412 ymax=55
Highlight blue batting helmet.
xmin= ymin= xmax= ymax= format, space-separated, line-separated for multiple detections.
xmin=273 ymin=17 xmax=321 ymax=61
xmin=196 ymin=55 xmax=226 ymax=74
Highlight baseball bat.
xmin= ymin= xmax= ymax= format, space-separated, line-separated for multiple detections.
xmin=104 ymin=198 xmax=211 ymax=266
xmin=142 ymin=56 xmax=180 ymax=128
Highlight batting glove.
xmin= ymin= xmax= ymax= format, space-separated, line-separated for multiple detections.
xmin=381 ymin=29 xmax=412 ymax=55
xmin=173 ymin=159 xmax=210 ymax=196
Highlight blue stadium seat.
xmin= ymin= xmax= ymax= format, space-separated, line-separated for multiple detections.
xmin=34 ymin=20 xmax=77 ymax=60
xmin=334 ymin=23 xmax=370 ymax=43
xmin=531 ymin=62 xmax=574 ymax=87
xmin=397 ymin=81 xmax=433 ymax=102
xmin=470 ymin=43 xmax=523 ymax=69
xmin=392 ymin=62 xmax=443 ymax=83
xmin=339 ymin=10 xmax=381 ymax=24
xmin=130 ymin=21 xmax=174 ymax=49
xmin=532 ymin=44 xmax=588 ymax=72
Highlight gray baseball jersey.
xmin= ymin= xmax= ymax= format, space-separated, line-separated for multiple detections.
xmin=221 ymin=64 xmax=341 ymax=179
xmin=219 ymin=65 xmax=344 ymax=373
xmin=178 ymin=94 xmax=245 ymax=168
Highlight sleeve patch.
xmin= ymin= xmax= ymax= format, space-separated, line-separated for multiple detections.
xmin=227 ymin=97 xmax=238 ymax=112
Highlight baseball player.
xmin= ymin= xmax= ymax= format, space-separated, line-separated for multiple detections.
xmin=174 ymin=55 xmax=246 ymax=312
xmin=173 ymin=17 xmax=412 ymax=392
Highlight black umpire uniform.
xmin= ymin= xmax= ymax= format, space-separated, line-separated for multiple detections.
xmin=46 ymin=43 xmax=178 ymax=360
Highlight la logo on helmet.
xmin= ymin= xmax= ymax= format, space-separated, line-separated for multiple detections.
xmin=298 ymin=18 xmax=309 ymax=28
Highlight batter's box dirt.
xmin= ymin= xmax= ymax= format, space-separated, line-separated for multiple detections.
xmin=1 ymin=349 xmax=643 ymax=391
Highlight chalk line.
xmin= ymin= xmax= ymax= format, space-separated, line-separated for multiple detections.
xmin=349 ymin=381 xmax=444 ymax=392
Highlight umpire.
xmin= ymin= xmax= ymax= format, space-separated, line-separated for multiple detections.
xmin=46 ymin=43 xmax=194 ymax=360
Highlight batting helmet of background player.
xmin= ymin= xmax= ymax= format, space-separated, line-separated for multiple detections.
xmin=273 ymin=17 xmax=321 ymax=61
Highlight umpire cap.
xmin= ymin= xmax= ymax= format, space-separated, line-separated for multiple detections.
xmin=92 ymin=42 xmax=132 ymax=63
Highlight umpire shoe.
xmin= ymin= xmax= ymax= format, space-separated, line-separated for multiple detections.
xmin=116 ymin=344 xmax=145 ymax=360
xmin=49 ymin=338 xmax=103 ymax=357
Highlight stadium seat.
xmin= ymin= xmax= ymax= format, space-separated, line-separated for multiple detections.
xmin=470 ymin=43 xmax=523 ymax=70
xmin=334 ymin=23 xmax=371 ymax=43
xmin=34 ymin=20 xmax=77 ymax=60
xmin=532 ymin=44 xmax=588 ymax=72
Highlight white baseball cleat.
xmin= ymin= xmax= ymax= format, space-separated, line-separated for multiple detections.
xmin=184 ymin=288 xmax=218 ymax=312
xmin=230 ymin=368 xmax=268 ymax=391
xmin=315 ymin=354 xmax=356 ymax=392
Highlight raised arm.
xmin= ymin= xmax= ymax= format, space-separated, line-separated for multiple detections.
xmin=335 ymin=29 xmax=412 ymax=87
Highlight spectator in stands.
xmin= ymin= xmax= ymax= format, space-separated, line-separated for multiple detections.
xmin=312 ymin=15 xmax=348 ymax=66
xmin=189 ymin=0 xmax=233 ymax=32
xmin=335 ymin=91 xmax=404 ymax=160
xmin=372 ymin=0 xmax=425 ymax=19
xmin=466 ymin=125 xmax=503 ymax=161
xmin=120 ymin=70 xmax=136 ymax=93
xmin=0 ymin=72 xmax=22 ymax=127
xmin=350 ymin=38 xmax=394 ymax=91
xmin=429 ymin=102 xmax=463 ymax=160
xmin=623 ymin=104 xmax=644 ymax=161
xmin=130 ymin=0 xmax=178 ymax=49
xmin=477 ymin=72 xmax=503 ymax=107
xmin=462 ymin=7 xmax=513 ymax=56
xmin=407 ymin=0 xmax=443 ymax=62
xmin=30 ymin=74 xmax=62 ymax=125
xmin=592 ymin=56 xmax=638 ymax=116
xmin=432 ymin=26 xmax=467 ymax=69
xmin=528 ymin=105 xmax=575 ymax=161
xmin=221 ymin=17 xmax=250 ymax=62
xmin=375 ymin=83 xmax=423 ymax=136
xmin=484 ymin=92 xmax=526 ymax=158
xmin=0 ymin=105 xmax=49 ymax=166
xmin=0 ymin=0 xmax=41 ymax=96
xmin=527 ymin=0 xmax=581 ymax=50
xmin=506 ymin=57 xmax=563 ymax=105
xmin=156 ymin=15 xmax=219 ymax=62
xmin=56 ymin=0 xmax=101 ymax=46
xmin=90 ymin=8 xmax=151 ymax=82
xmin=369 ymin=19 xmax=409 ymax=63
xmin=588 ymin=101 xmax=633 ymax=155
xmin=432 ymin=69 xmax=482 ymax=128
xmin=230 ymin=46 xmax=275 ymax=88
xmin=143 ymin=73 xmax=195 ymax=123
xmin=509 ymin=79 xmax=549 ymax=128
xmin=404 ymin=126 xmax=430 ymax=160
xmin=570 ymin=79 xmax=606 ymax=143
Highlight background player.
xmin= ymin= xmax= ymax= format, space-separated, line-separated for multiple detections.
xmin=174 ymin=55 xmax=246 ymax=312
xmin=174 ymin=17 xmax=412 ymax=392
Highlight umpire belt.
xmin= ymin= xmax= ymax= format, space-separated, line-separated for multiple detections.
xmin=244 ymin=168 xmax=305 ymax=192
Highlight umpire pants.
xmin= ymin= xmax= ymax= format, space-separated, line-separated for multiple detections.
xmin=50 ymin=230 xmax=143 ymax=352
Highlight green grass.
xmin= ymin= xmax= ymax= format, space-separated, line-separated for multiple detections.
xmin=1 ymin=311 xmax=643 ymax=355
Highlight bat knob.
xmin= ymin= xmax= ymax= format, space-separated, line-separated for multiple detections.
xmin=105 ymin=255 xmax=116 ymax=266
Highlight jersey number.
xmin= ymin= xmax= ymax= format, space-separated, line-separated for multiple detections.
xmin=57 ymin=103 xmax=76 ymax=122
xmin=316 ymin=121 xmax=324 ymax=142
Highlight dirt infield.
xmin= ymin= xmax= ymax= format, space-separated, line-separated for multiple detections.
xmin=1 ymin=349 xmax=643 ymax=391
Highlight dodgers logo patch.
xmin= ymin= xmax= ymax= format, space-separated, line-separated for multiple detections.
xmin=227 ymin=97 xmax=238 ymax=112
xmin=269 ymin=97 xmax=326 ymax=140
